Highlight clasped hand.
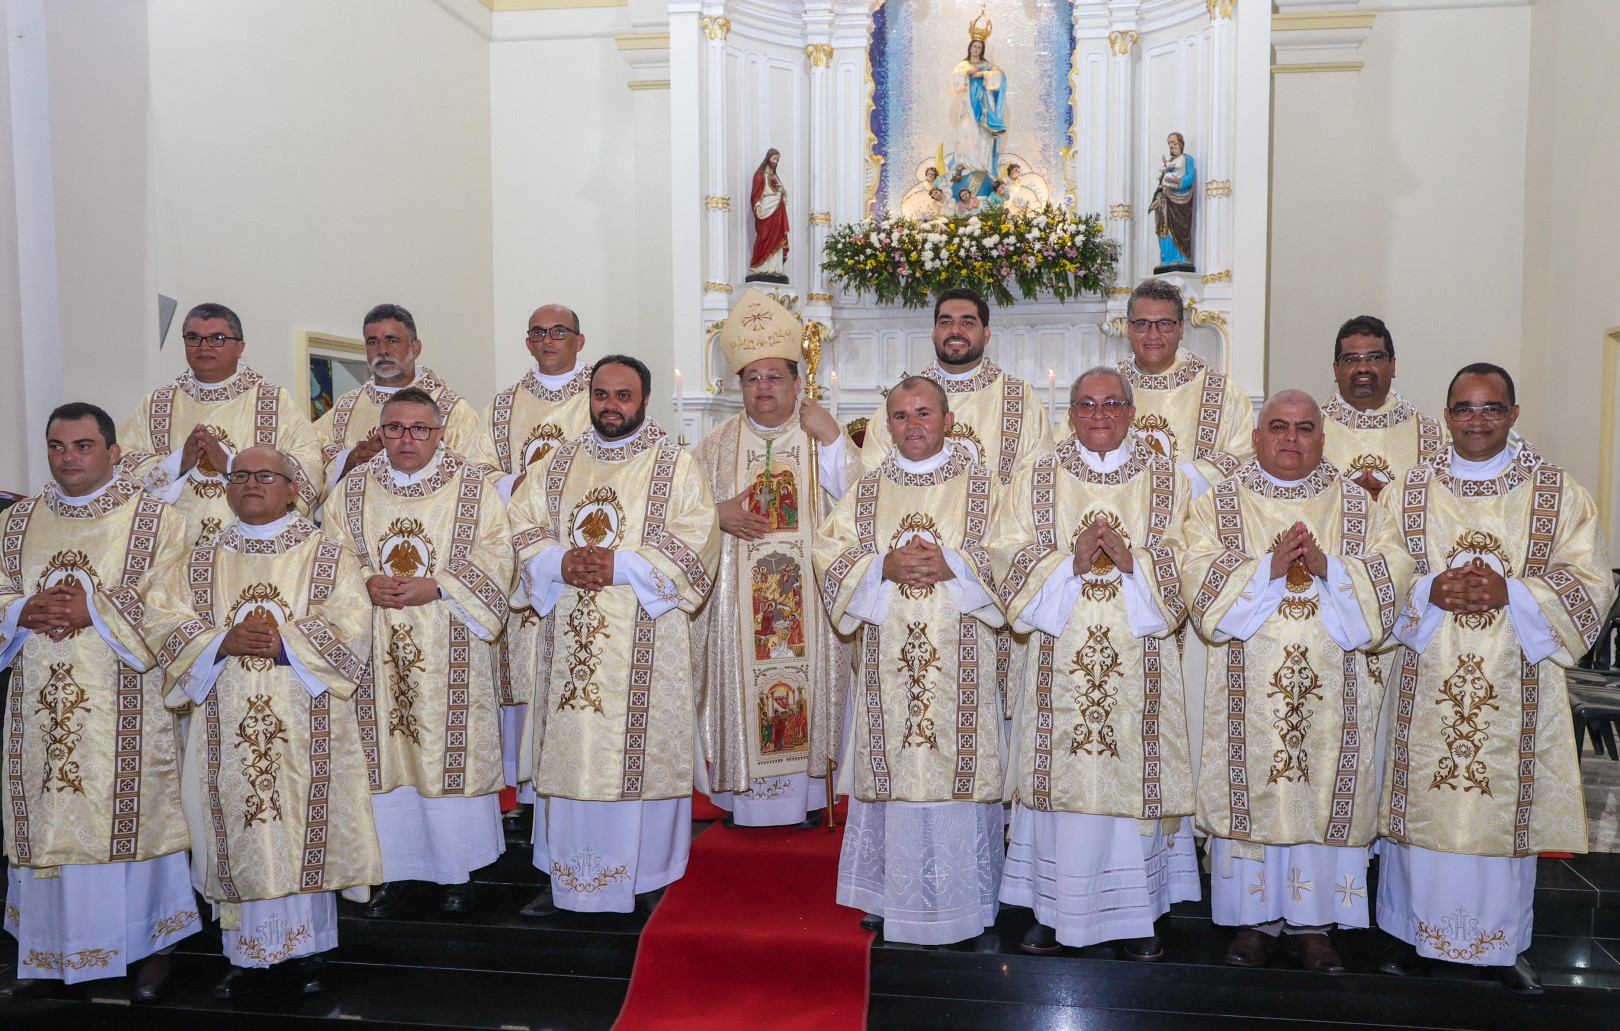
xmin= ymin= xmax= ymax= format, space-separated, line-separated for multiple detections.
xmin=1072 ymin=516 xmax=1133 ymax=576
xmin=562 ymin=545 xmax=615 ymax=592
xmin=1430 ymin=560 xmax=1509 ymax=614
xmin=366 ymin=575 xmax=441 ymax=609
xmin=180 ymin=423 xmax=232 ymax=477
xmin=220 ymin=616 xmax=281 ymax=658
xmin=882 ymin=538 xmax=954 ymax=591
xmin=1270 ymin=522 xmax=1328 ymax=582
xmin=18 ymin=584 xmax=93 ymax=642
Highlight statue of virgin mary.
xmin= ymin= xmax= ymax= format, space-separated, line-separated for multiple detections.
xmin=947 ymin=10 xmax=1005 ymax=175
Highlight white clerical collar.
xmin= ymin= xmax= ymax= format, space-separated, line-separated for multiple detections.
xmin=387 ymin=449 xmax=444 ymax=486
xmin=933 ymin=361 xmax=983 ymax=382
xmin=895 ymin=447 xmax=951 ymax=474
xmin=1078 ymin=440 xmax=1132 ymax=473
xmin=194 ymin=370 xmax=240 ymax=390
xmin=1258 ymin=466 xmax=1310 ymax=488
xmin=52 ymin=476 xmax=117 ymax=506
xmin=747 ymin=402 xmax=798 ymax=436
xmin=1340 ymin=391 xmax=1400 ymax=415
xmin=592 ymin=423 xmax=647 ymax=449
xmin=535 ymin=362 xmax=585 ymax=391
xmin=1449 ymin=442 xmax=1517 ymax=481
xmin=1130 ymin=353 xmax=1184 ymax=377
xmin=236 ymin=513 xmax=295 ymax=539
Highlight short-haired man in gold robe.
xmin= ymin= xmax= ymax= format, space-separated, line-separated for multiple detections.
xmin=470 ymin=304 xmax=594 ymax=828
xmin=1117 ymin=278 xmax=1255 ymax=499
xmin=1320 ymin=315 xmax=1445 ymax=503
xmin=146 ymin=446 xmax=380 ymax=998
xmin=510 ymin=355 xmax=719 ymax=916
xmin=1182 ymin=390 xmax=1412 ymax=974
xmin=315 ymin=303 xmax=482 ymax=492
xmin=119 ymin=302 xmax=325 ymax=546
xmin=1377 ymin=363 xmax=1615 ymax=993
xmin=815 ymin=376 xmax=1007 ymax=945
xmin=328 ymin=388 xmax=514 ymax=920
xmin=691 ymin=289 xmax=858 ymax=827
xmin=0 ymin=403 xmax=197 ymax=1003
xmin=991 ymin=367 xmax=1201 ymax=959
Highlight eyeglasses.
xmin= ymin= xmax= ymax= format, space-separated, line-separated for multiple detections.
xmin=380 ymin=422 xmax=440 ymax=440
xmin=527 ymin=325 xmax=579 ymax=342
xmin=1446 ymin=403 xmax=1512 ymax=422
xmin=1127 ymin=318 xmax=1181 ymax=334
xmin=741 ymin=373 xmax=792 ymax=388
xmin=225 ymin=470 xmax=294 ymax=485
xmin=1069 ymin=400 xmax=1132 ymax=416
xmin=1337 ymin=352 xmax=1390 ymax=366
xmin=183 ymin=333 xmax=240 ymax=349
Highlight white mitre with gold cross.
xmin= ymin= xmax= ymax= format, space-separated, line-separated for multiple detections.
xmin=717 ymin=288 xmax=803 ymax=374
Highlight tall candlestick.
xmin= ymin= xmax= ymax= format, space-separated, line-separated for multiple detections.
xmin=829 ymin=370 xmax=840 ymax=423
xmin=1047 ymin=368 xmax=1058 ymax=425
xmin=675 ymin=368 xmax=686 ymax=444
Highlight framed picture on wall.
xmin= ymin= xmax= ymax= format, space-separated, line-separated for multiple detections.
xmin=297 ymin=331 xmax=369 ymax=421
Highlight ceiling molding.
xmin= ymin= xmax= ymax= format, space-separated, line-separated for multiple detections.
xmin=1272 ymin=61 xmax=1365 ymax=74
xmin=1272 ymin=11 xmax=1377 ymax=32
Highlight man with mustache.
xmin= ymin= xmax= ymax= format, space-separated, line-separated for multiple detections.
xmin=1182 ymin=390 xmax=1412 ymax=975
xmin=471 ymin=304 xmax=595 ymax=833
xmin=508 ymin=356 xmax=719 ymax=916
xmin=144 ymin=445 xmax=379 ymax=998
xmin=0 ymin=404 xmax=196 ymax=1003
xmin=1376 ymin=364 xmax=1614 ymax=993
xmin=815 ymin=377 xmax=1008 ymax=945
xmin=1320 ymin=316 xmax=1446 ymax=502
xmin=328 ymin=388 xmax=514 ymax=920
xmin=315 ymin=303 xmax=482 ymax=494
xmin=691 ymin=290 xmax=857 ymax=828
xmin=119 ymin=302 xmax=324 ymax=545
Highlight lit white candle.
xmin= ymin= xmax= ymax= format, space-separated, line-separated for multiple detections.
xmin=674 ymin=368 xmax=685 ymax=441
xmin=829 ymin=370 xmax=840 ymax=423
xmin=1047 ymin=367 xmax=1057 ymax=424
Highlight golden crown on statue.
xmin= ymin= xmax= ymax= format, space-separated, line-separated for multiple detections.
xmin=968 ymin=8 xmax=993 ymax=43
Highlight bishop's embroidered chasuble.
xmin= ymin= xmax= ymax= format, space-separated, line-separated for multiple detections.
xmin=991 ymin=437 xmax=1195 ymax=819
xmin=1182 ymin=461 xmax=1412 ymax=848
xmin=814 ymin=443 xmax=1007 ymax=804
xmin=691 ymin=412 xmax=859 ymax=794
xmin=329 ymin=450 xmax=514 ymax=800
xmin=1321 ymin=392 xmax=1446 ymax=495
xmin=510 ymin=422 xmax=720 ymax=802
xmin=145 ymin=518 xmax=381 ymax=903
xmin=1381 ymin=443 xmax=1614 ymax=857
xmin=470 ymin=364 xmax=593 ymax=709
xmin=1118 ymin=352 xmax=1255 ymax=486
xmin=1 ymin=476 xmax=193 ymax=869
xmin=118 ymin=368 xmax=324 ymax=545
xmin=314 ymin=368 xmax=483 ymax=493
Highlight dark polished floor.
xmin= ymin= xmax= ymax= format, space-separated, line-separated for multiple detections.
xmin=3 ymin=821 xmax=1619 ymax=1030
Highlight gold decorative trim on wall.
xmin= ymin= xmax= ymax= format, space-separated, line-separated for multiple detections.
xmin=615 ymin=33 xmax=670 ymax=51
xmin=705 ymin=196 xmax=732 ymax=211
xmin=1107 ymin=287 xmax=1134 ymax=296
xmin=704 ymin=282 xmax=734 ymax=294
xmin=1108 ymin=204 xmax=1133 ymax=221
xmin=1272 ymin=62 xmax=1364 ymax=75
xmin=808 ymin=212 xmax=832 ymax=226
xmin=805 ymin=44 xmax=833 ymax=67
xmin=1202 ymin=270 xmax=1232 ymax=284
xmin=701 ymin=16 xmax=731 ymax=41
xmin=1205 ymin=0 xmax=1234 ymax=19
xmin=808 ymin=292 xmax=833 ymax=304
xmin=1205 ymin=179 xmax=1231 ymax=198
xmin=1108 ymin=30 xmax=1138 ymax=56
xmin=628 ymin=80 xmax=670 ymax=91
xmin=1272 ymin=11 xmax=1376 ymax=32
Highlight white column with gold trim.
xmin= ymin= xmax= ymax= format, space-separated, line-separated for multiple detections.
xmin=1105 ymin=9 xmax=1140 ymax=288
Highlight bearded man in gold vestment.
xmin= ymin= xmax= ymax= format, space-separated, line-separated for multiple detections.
xmin=1183 ymin=390 xmax=1412 ymax=975
xmin=991 ymin=368 xmax=1200 ymax=959
xmin=510 ymin=356 xmax=719 ymax=916
xmin=1376 ymin=364 xmax=1615 ymax=993
xmin=693 ymin=289 xmax=857 ymax=827
xmin=815 ymin=377 xmax=1007 ymax=946
xmin=146 ymin=446 xmax=379 ymax=998
xmin=1 ymin=404 xmax=197 ymax=1003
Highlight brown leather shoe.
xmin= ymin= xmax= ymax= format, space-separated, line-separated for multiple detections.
xmin=1286 ymin=932 xmax=1347 ymax=975
xmin=1224 ymin=927 xmax=1278 ymax=967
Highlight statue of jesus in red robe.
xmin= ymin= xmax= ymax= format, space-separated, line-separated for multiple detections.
xmin=746 ymin=148 xmax=789 ymax=283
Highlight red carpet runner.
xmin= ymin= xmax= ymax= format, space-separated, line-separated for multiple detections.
xmin=612 ymin=802 xmax=871 ymax=1031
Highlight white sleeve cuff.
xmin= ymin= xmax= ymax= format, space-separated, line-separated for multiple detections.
xmin=618 ymin=551 xmax=682 ymax=619
xmin=0 ymin=597 xmax=31 ymax=668
xmin=329 ymin=446 xmax=355 ymax=481
xmin=1216 ymin=564 xmax=1285 ymax=642
xmin=942 ymin=548 xmax=994 ymax=616
xmin=1393 ymin=572 xmax=1444 ymax=653
xmin=144 ymin=449 xmax=189 ymax=504
xmin=283 ymin=636 xmax=329 ymax=699
xmin=87 ymin=598 xmax=147 ymax=669
xmin=495 ymin=472 xmax=519 ymax=507
xmin=844 ymin=553 xmax=895 ymax=626
xmin=182 ymin=634 xmax=229 ymax=704
xmin=818 ymin=438 xmax=851 ymax=501
xmin=1178 ymin=461 xmax=1213 ymax=500
xmin=522 ymin=546 xmax=567 ymax=617
xmin=440 ymin=591 xmax=496 ymax=641
xmin=1317 ymin=556 xmax=1374 ymax=652
xmin=1122 ymin=564 xmax=1170 ymax=638
xmin=1506 ymin=578 xmax=1562 ymax=666
xmin=1017 ymin=564 xmax=1083 ymax=638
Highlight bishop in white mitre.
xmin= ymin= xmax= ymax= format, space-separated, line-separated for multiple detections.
xmin=1 ymin=404 xmax=197 ymax=1003
xmin=146 ymin=446 xmax=380 ymax=998
xmin=1182 ymin=391 xmax=1412 ymax=975
xmin=815 ymin=377 xmax=1007 ymax=946
xmin=314 ymin=303 xmax=482 ymax=493
xmin=327 ymin=388 xmax=514 ymax=919
xmin=119 ymin=302 xmax=324 ymax=546
xmin=470 ymin=304 xmax=594 ymax=814
xmin=991 ymin=368 xmax=1201 ymax=958
xmin=510 ymin=356 xmax=719 ymax=915
xmin=1377 ymin=364 xmax=1615 ymax=993
xmin=692 ymin=290 xmax=858 ymax=827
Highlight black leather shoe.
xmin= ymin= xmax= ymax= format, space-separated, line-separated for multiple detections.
xmin=1224 ymin=927 xmax=1278 ymax=967
xmin=636 ymin=888 xmax=665 ymax=915
xmin=1020 ymin=922 xmax=1061 ymax=955
xmin=519 ymin=886 xmax=557 ymax=918
xmin=1122 ymin=934 xmax=1163 ymax=962
xmin=0 ymin=977 xmax=51 ymax=1000
xmin=130 ymin=953 xmax=172 ymax=1004
xmin=721 ymin=815 xmax=738 ymax=828
xmin=360 ymin=881 xmax=409 ymax=919
xmin=502 ymin=804 xmax=532 ymax=840
xmin=1501 ymin=953 xmax=1543 ymax=995
xmin=794 ymin=814 xmax=825 ymax=829
xmin=859 ymin=913 xmax=884 ymax=933
xmin=213 ymin=966 xmax=255 ymax=1000
xmin=442 ymin=881 xmax=476 ymax=914
xmin=285 ymin=955 xmax=325 ymax=995
xmin=1378 ymin=938 xmax=1423 ymax=977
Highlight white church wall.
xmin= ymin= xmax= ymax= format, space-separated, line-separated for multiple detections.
xmin=0 ymin=2 xmax=29 ymax=491
xmin=148 ymin=0 xmax=496 ymax=412
xmin=1269 ymin=5 xmax=1531 ymax=420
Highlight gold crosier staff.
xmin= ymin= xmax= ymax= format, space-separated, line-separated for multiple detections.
xmin=801 ymin=319 xmax=838 ymax=831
